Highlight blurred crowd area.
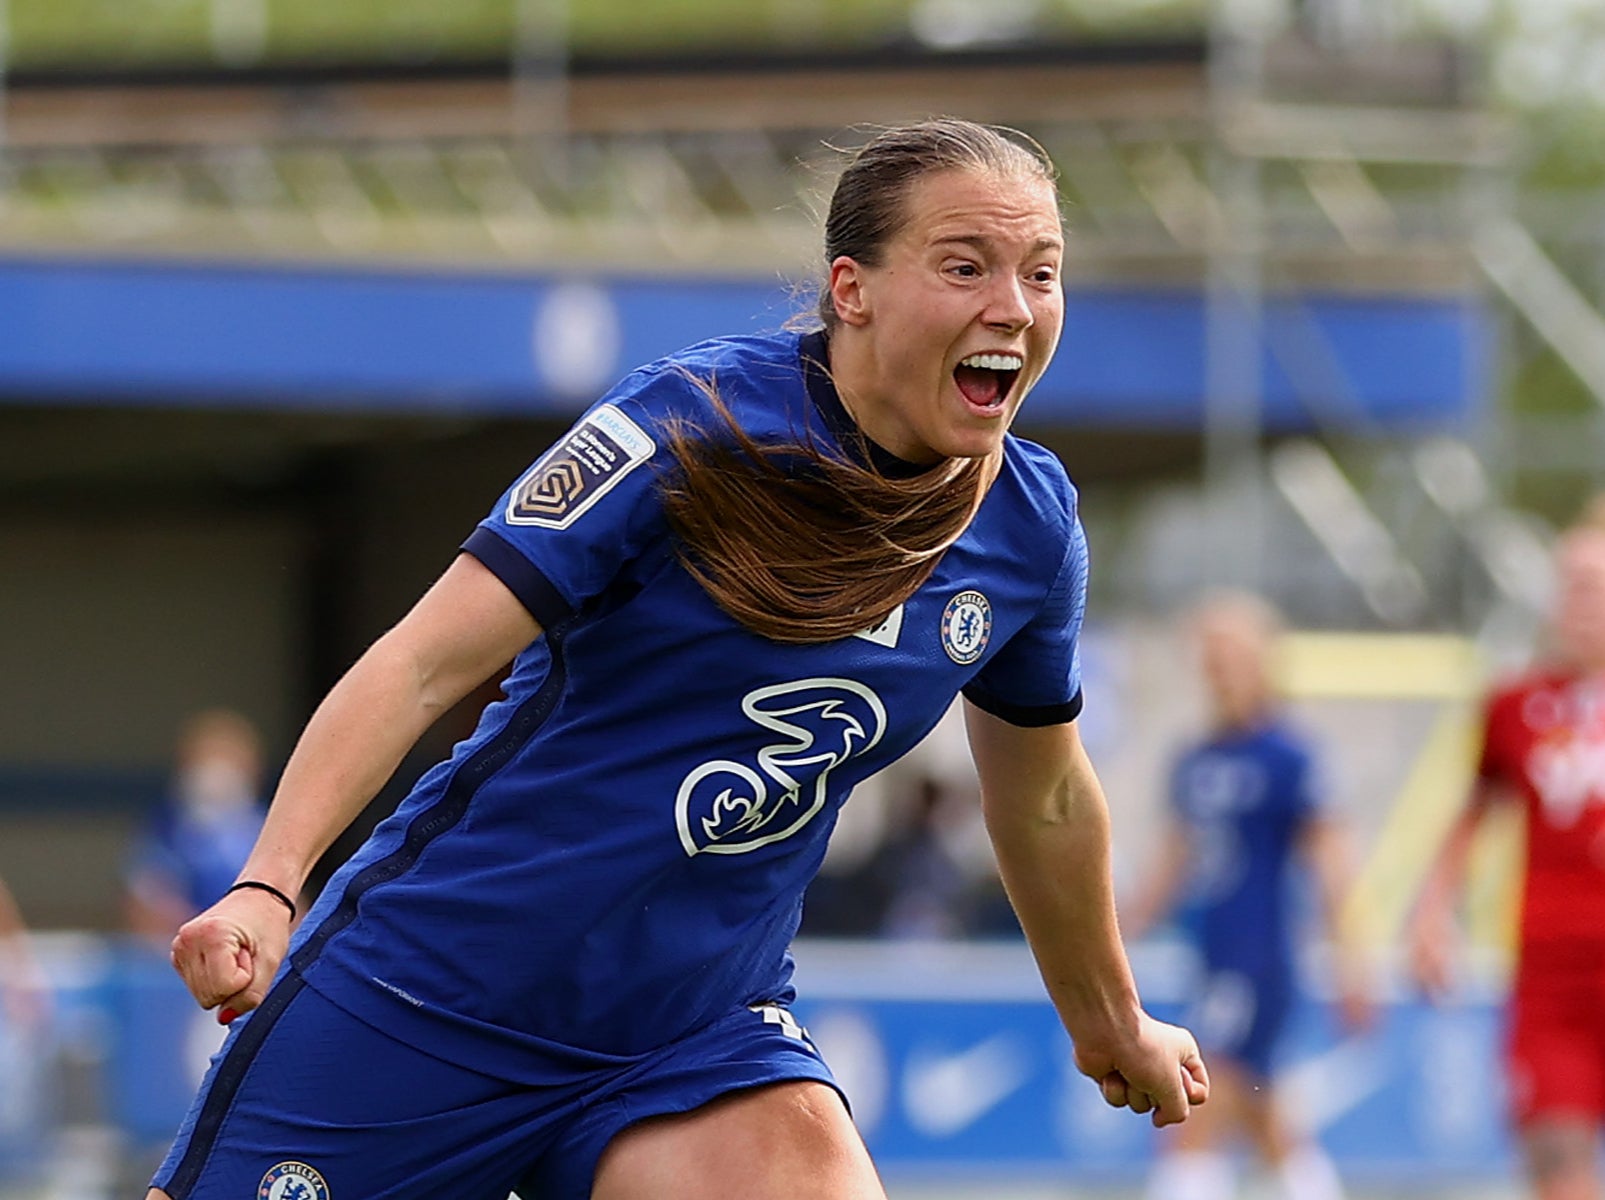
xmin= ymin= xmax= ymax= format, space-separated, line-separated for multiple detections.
xmin=2 ymin=0 xmax=1605 ymax=1195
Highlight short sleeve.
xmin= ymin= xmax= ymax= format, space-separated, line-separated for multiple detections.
xmin=463 ymin=371 xmax=680 ymax=629
xmin=1475 ymin=687 xmax=1518 ymax=787
xmin=961 ymin=517 xmax=1087 ymax=727
xmin=1288 ymin=740 xmax=1327 ymax=825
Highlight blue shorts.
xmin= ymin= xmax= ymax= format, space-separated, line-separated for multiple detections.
xmin=1184 ymin=967 xmax=1292 ymax=1081
xmin=153 ymin=972 xmax=839 ymax=1200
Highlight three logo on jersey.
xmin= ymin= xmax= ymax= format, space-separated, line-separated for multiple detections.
xmin=677 ymin=678 xmax=887 ymax=857
xmin=676 ymin=590 xmax=992 ymax=857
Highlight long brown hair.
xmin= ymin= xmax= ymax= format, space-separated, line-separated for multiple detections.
xmin=660 ymin=119 xmax=1056 ymax=644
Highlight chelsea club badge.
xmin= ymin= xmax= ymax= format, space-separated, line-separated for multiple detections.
xmin=258 ymin=1161 xmax=330 ymax=1200
xmin=941 ymin=590 xmax=992 ymax=665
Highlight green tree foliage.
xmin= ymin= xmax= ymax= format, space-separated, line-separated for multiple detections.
xmin=3 ymin=0 xmax=1204 ymax=71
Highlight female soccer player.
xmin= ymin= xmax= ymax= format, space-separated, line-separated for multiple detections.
xmin=124 ymin=709 xmax=267 ymax=943
xmin=1411 ymin=522 xmax=1605 ymax=1200
xmin=151 ymin=118 xmax=1207 ymax=1200
xmin=1125 ymin=592 xmax=1370 ymax=1200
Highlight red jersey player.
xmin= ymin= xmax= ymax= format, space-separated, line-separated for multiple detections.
xmin=1411 ymin=523 xmax=1605 ymax=1200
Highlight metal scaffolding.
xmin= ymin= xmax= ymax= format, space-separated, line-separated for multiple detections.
xmin=0 ymin=3 xmax=1594 ymax=642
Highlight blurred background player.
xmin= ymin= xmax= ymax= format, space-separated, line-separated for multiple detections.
xmin=0 ymin=869 xmax=51 ymax=1179
xmin=1410 ymin=520 xmax=1605 ymax=1200
xmin=0 ymin=871 xmax=48 ymax=1036
xmin=1125 ymin=590 xmax=1371 ymax=1200
xmin=123 ymin=710 xmax=270 ymax=942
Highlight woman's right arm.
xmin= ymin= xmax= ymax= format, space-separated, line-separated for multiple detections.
xmin=1406 ymin=779 xmax=1505 ymax=999
xmin=965 ymin=705 xmax=1207 ymax=1126
xmin=169 ymin=552 xmax=540 ymax=1020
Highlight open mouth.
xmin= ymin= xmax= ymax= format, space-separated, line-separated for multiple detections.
xmin=954 ymin=352 xmax=1023 ymax=412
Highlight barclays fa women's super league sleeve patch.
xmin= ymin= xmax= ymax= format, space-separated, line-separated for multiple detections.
xmin=506 ymin=404 xmax=656 ymax=529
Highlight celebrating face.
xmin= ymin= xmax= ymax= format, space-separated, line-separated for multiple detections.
xmin=826 ymin=167 xmax=1065 ymax=464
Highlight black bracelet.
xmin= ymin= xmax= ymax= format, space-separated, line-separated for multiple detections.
xmin=227 ymin=880 xmax=297 ymax=919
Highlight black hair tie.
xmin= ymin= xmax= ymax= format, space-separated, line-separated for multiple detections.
xmin=226 ymin=880 xmax=297 ymax=919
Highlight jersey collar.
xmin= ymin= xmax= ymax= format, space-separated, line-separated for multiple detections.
xmin=798 ymin=329 xmax=940 ymax=479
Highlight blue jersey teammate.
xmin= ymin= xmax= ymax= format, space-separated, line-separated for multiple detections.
xmin=153 ymin=120 xmax=1207 ymax=1200
xmin=1126 ymin=593 xmax=1369 ymax=1200
xmin=124 ymin=710 xmax=267 ymax=943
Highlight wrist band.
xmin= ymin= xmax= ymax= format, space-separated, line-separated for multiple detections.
xmin=227 ymin=880 xmax=297 ymax=919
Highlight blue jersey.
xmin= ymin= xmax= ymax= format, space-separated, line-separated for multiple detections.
xmin=127 ymin=800 xmax=265 ymax=915
xmin=1169 ymin=718 xmax=1322 ymax=984
xmin=289 ymin=329 xmax=1088 ymax=1078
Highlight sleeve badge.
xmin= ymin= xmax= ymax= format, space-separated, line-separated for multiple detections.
xmin=506 ymin=404 xmax=655 ymax=530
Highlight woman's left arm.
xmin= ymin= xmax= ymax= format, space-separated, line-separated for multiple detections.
xmin=1299 ymin=814 xmax=1375 ymax=1032
xmin=964 ymin=701 xmax=1208 ymax=1127
xmin=0 ymin=874 xmax=48 ymax=1028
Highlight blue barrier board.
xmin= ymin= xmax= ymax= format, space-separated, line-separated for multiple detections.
xmin=0 ymin=258 xmax=1485 ymax=432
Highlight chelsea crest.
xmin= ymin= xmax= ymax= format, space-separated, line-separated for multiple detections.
xmin=940 ymin=590 xmax=992 ymax=665
xmin=258 ymin=1161 xmax=330 ymax=1200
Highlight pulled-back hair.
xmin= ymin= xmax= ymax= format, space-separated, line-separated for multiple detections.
xmin=660 ymin=371 xmax=997 ymax=643
xmin=818 ymin=118 xmax=1058 ymax=327
xmin=661 ymin=119 xmax=1056 ymax=645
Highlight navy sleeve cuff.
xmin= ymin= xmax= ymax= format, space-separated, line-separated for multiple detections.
xmin=462 ymin=527 xmax=575 ymax=629
xmin=961 ymin=684 xmax=1084 ymax=728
